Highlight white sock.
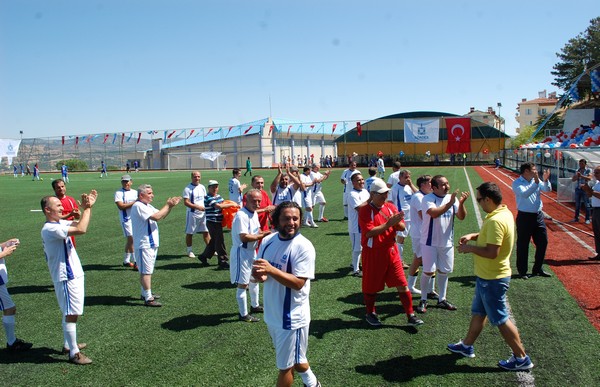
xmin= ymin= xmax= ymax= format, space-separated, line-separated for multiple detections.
xmin=298 ymin=367 xmax=317 ymax=387
xmin=143 ymin=289 xmax=152 ymax=301
xmin=62 ymin=316 xmax=69 ymax=349
xmin=319 ymin=205 xmax=325 ymax=219
xmin=236 ymin=288 xmax=248 ymax=317
xmin=396 ymin=243 xmax=404 ymax=258
xmin=430 ymin=276 xmax=436 ymax=293
xmin=64 ymin=322 xmax=79 ymax=357
xmin=343 ymin=205 xmax=348 ymax=217
xmin=3 ymin=315 xmax=16 ymax=345
xmin=249 ymin=282 xmax=260 ymax=308
xmin=186 ymin=246 xmax=193 ymax=253
xmin=437 ymin=273 xmax=449 ymax=302
xmin=124 ymin=253 xmax=131 ymax=263
xmin=408 ymin=275 xmax=418 ymax=290
xmin=420 ymin=274 xmax=431 ymax=301
xmin=352 ymin=251 xmax=361 ymax=272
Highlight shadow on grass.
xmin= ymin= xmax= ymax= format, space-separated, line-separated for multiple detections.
xmin=85 ymin=295 xmax=140 ymax=307
xmin=161 ymin=313 xmax=235 ymax=331
xmin=157 ymin=254 xmax=189 ymax=261
xmin=324 ymin=232 xmax=353 ymax=237
xmin=182 ymin=281 xmax=233 ymax=291
xmin=355 ymin=354 xmax=502 ymax=382
xmin=7 ymin=284 xmax=53 ymax=295
xmin=310 ymin=317 xmax=419 ymax=339
xmin=314 ymin=267 xmax=354 ymax=281
xmin=82 ymin=263 xmax=121 ymax=271
xmin=545 ymin=258 xmax=598 ymax=266
xmin=159 ymin=262 xmax=203 ymax=270
xmin=448 ymin=275 xmax=476 ymax=288
xmin=0 ymin=346 xmax=64 ymax=364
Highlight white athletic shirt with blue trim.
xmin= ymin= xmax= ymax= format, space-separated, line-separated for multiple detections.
xmin=409 ymin=191 xmax=425 ymax=239
xmin=41 ymin=221 xmax=84 ymax=283
xmin=348 ymin=188 xmax=369 ymax=234
xmin=131 ymin=201 xmax=160 ymax=249
xmin=231 ymin=207 xmax=261 ymax=259
xmin=114 ymin=188 xmax=138 ymax=222
xmin=259 ymin=232 xmax=315 ymax=330
xmin=272 ymin=185 xmax=296 ymax=205
xmin=182 ymin=183 xmax=207 ymax=218
xmin=421 ymin=193 xmax=458 ymax=248
xmin=390 ymin=183 xmax=413 ymax=222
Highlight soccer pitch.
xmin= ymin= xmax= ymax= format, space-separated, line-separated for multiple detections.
xmin=1 ymin=167 xmax=599 ymax=386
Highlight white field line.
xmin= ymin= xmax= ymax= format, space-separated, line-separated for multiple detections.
xmin=463 ymin=167 xmax=483 ymax=228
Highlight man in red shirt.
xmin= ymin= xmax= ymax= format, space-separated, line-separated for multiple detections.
xmin=243 ymin=175 xmax=276 ymax=231
xmin=52 ymin=178 xmax=80 ymax=246
xmin=358 ymin=178 xmax=423 ymax=327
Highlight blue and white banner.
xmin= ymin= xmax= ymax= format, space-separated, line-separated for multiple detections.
xmin=591 ymin=69 xmax=600 ymax=93
xmin=0 ymin=139 xmax=21 ymax=165
xmin=404 ymin=119 xmax=440 ymax=143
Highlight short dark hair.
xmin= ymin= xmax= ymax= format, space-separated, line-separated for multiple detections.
xmin=368 ymin=167 xmax=377 ymax=177
xmin=477 ymin=182 xmax=502 ymax=205
xmin=393 ymin=161 xmax=401 ymax=170
xmin=519 ymin=162 xmax=535 ymax=175
xmin=431 ymin=175 xmax=445 ymax=188
xmin=51 ymin=179 xmax=65 ymax=190
xmin=416 ymin=175 xmax=432 ymax=188
xmin=351 ymin=173 xmax=363 ymax=183
xmin=579 ymin=159 xmax=587 ymax=164
xmin=271 ymin=201 xmax=303 ymax=231
xmin=232 ymin=168 xmax=241 ymax=176
xmin=303 ymin=166 xmax=310 ymax=173
xmin=40 ymin=195 xmax=53 ymax=211
xmin=251 ymin=175 xmax=264 ymax=184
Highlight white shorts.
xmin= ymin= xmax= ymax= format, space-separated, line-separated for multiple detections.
xmin=54 ymin=277 xmax=85 ymax=316
xmin=137 ymin=247 xmax=158 ymax=275
xmin=412 ymin=236 xmax=422 ymax=257
xmin=0 ymin=284 xmax=16 ymax=310
xmin=421 ymin=244 xmax=454 ymax=273
xmin=302 ymin=190 xmax=313 ymax=208
xmin=313 ymin=191 xmax=326 ymax=205
xmin=230 ymin=246 xmax=254 ymax=285
xmin=267 ymin=324 xmax=309 ymax=370
xmin=185 ymin=212 xmax=208 ymax=234
xmin=121 ymin=219 xmax=133 ymax=237
xmin=350 ymin=232 xmax=362 ymax=253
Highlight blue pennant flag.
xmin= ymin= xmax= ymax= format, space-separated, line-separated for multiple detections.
xmin=591 ymin=69 xmax=600 ymax=93
xmin=569 ymin=86 xmax=580 ymax=101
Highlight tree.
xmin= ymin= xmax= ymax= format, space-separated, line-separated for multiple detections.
xmin=512 ymin=125 xmax=545 ymax=148
xmin=551 ymin=17 xmax=600 ymax=102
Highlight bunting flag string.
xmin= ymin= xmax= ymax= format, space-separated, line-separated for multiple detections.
xmin=126 ymin=132 xmax=133 ymax=142
xmin=287 ymin=125 xmax=292 ymax=135
xmin=186 ymin=129 xmax=195 ymax=139
xmin=62 ymin=136 xmax=65 ymax=145
xmin=214 ymin=127 xmax=222 ymax=135
xmin=137 ymin=133 xmax=142 ymax=144
xmin=166 ymin=130 xmax=176 ymax=139
xmin=206 ymin=128 xmax=214 ymax=136
xmin=112 ymin=133 xmax=117 ymax=144
xmin=121 ymin=133 xmax=125 ymax=144
xmin=310 ymin=124 xmax=315 ymax=131
xmin=319 ymin=123 xmax=324 ymax=133
xmin=243 ymin=125 xmax=253 ymax=135
xmin=591 ymin=69 xmax=600 ymax=93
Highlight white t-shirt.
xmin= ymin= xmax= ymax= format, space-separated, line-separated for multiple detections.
xmin=300 ymin=173 xmax=314 ymax=203
xmin=390 ymin=183 xmax=413 ymax=222
xmin=421 ymin=193 xmax=458 ymax=247
xmin=341 ymin=169 xmax=360 ymax=196
xmin=348 ymin=188 xmax=369 ymax=234
xmin=183 ymin=183 xmax=207 ymax=218
xmin=592 ymin=180 xmax=600 ymax=208
xmin=310 ymin=171 xmax=323 ymax=195
xmin=229 ymin=177 xmax=242 ymax=204
xmin=114 ymin=188 xmax=138 ymax=222
xmin=41 ymin=221 xmax=84 ymax=282
xmin=259 ymin=232 xmax=315 ymax=330
xmin=409 ymin=191 xmax=426 ymax=239
xmin=272 ymin=185 xmax=296 ymax=205
xmin=231 ymin=207 xmax=261 ymax=259
xmin=376 ymin=158 xmax=385 ymax=173
xmin=131 ymin=201 xmax=160 ymax=249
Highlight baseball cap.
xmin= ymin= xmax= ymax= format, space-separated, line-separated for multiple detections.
xmin=121 ymin=174 xmax=132 ymax=181
xmin=208 ymin=180 xmax=219 ymax=186
xmin=370 ymin=178 xmax=390 ymax=194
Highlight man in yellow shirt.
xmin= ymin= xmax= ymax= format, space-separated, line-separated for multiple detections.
xmin=448 ymin=182 xmax=534 ymax=371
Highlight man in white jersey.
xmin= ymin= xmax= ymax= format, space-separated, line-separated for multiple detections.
xmin=310 ymin=164 xmax=331 ymax=222
xmin=386 ymin=161 xmax=402 ymax=189
xmin=231 ymin=190 xmax=271 ymax=322
xmin=270 ymin=164 xmax=303 ymax=206
xmin=389 ymin=169 xmax=418 ymax=265
xmin=340 ymin=160 xmax=359 ymax=219
xmin=131 ymin=184 xmax=181 ymax=307
xmin=115 ymin=175 xmax=138 ymax=268
xmin=253 ymin=202 xmax=320 ymax=387
xmin=300 ymin=166 xmax=318 ymax=228
xmin=376 ymin=155 xmax=385 ymax=178
xmin=418 ymin=175 xmax=469 ymax=312
xmin=228 ymin=168 xmax=247 ymax=205
xmin=348 ymin=173 xmax=370 ymax=277
xmin=183 ymin=171 xmax=209 ymax=258
xmin=1 ymin=238 xmax=32 ymax=351
xmin=289 ymin=166 xmax=307 ymax=209
xmin=408 ymin=175 xmax=434 ymax=297
xmin=41 ymin=189 xmax=97 ymax=365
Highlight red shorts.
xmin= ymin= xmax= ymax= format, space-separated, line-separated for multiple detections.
xmin=361 ymin=245 xmax=407 ymax=294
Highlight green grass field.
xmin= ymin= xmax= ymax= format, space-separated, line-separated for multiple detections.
xmin=1 ymin=167 xmax=599 ymax=386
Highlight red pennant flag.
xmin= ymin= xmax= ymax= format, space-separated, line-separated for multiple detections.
xmin=332 ymin=123 xmax=337 ymax=134
xmin=357 ymin=122 xmax=362 ymax=136
xmin=167 ymin=130 xmax=176 ymax=139
xmin=227 ymin=126 xmax=234 ymax=136
xmin=137 ymin=133 xmax=142 ymax=144
xmin=62 ymin=136 xmax=65 ymax=145
xmin=206 ymin=128 xmax=214 ymax=136
xmin=103 ymin=134 xmax=109 ymax=143
xmin=121 ymin=133 xmax=125 ymax=144
xmin=186 ymin=129 xmax=195 ymax=139
xmin=243 ymin=125 xmax=253 ymax=135
xmin=75 ymin=136 xmax=79 ymax=146
xmin=268 ymin=124 xmax=273 ymax=136
xmin=445 ymin=117 xmax=471 ymax=153
xmin=287 ymin=125 xmax=292 ymax=135
xmin=310 ymin=124 xmax=315 ymax=131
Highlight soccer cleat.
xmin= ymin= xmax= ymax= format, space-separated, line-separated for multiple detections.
xmin=144 ymin=298 xmax=162 ymax=307
xmin=250 ymin=305 xmax=264 ymax=313
xmin=498 ymin=354 xmax=534 ymax=371
xmin=122 ymin=262 xmax=134 ymax=268
xmin=365 ymin=312 xmax=382 ymax=327
xmin=69 ymin=351 xmax=92 ymax=365
xmin=140 ymin=294 xmax=161 ymax=301
xmin=416 ymin=300 xmax=428 ymax=314
xmin=319 ymin=217 xmax=329 ymax=222
xmin=310 ymin=222 xmax=319 ymax=228
xmin=218 ymin=260 xmax=230 ymax=269
xmin=447 ymin=340 xmax=475 ymax=358
xmin=6 ymin=338 xmax=33 ymax=351
xmin=62 ymin=343 xmax=87 ymax=355
xmin=187 ymin=251 xmax=196 ymax=258
xmin=437 ymin=299 xmax=457 ymax=310
xmin=239 ymin=314 xmax=260 ymax=323
xmin=132 ymin=263 xmax=138 ymax=271
xmin=198 ymin=256 xmax=209 ymax=266
xmin=427 ymin=291 xmax=439 ymax=300
xmin=352 ymin=270 xmax=363 ymax=278
xmin=407 ymin=314 xmax=424 ymax=327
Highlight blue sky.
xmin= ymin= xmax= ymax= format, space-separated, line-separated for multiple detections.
xmin=0 ymin=0 xmax=596 ymax=139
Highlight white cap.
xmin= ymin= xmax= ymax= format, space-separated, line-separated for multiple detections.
xmin=370 ymin=178 xmax=390 ymax=194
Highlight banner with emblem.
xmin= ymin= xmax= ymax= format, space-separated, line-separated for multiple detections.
xmin=445 ymin=117 xmax=471 ymax=153
xmin=0 ymin=139 xmax=21 ymax=165
xmin=403 ymin=119 xmax=440 ymax=143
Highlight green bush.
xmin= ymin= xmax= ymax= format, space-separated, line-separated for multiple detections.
xmin=55 ymin=159 xmax=88 ymax=171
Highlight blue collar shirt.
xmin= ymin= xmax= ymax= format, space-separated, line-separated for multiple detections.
xmin=512 ymin=175 xmax=552 ymax=213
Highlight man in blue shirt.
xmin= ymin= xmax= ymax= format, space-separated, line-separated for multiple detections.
xmin=571 ymin=159 xmax=592 ymax=224
xmin=511 ymin=162 xmax=552 ymax=279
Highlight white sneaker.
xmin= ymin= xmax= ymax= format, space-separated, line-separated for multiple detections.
xmin=310 ymin=222 xmax=319 ymax=228
xmin=304 ymin=222 xmax=312 ymax=228
xmin=187 ymin=251 xmax=196 ymax=258
xmin=409 ymin=287 xmax=422 ymax=295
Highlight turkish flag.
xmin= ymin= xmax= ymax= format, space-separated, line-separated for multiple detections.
xmin=357 ymin=122 xmax=362 ymax=136
xmin=445 ymin=117 xmax=471 ymax=153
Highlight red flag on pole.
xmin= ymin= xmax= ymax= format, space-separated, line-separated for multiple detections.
xmin=287 ymin=125 xmax=292 ymax=135
xmin=167 ymin=130 xmax=176 ymax=139
xmin=75 ymin=137 xmax=79 ymax=147
xmin=357 ymin=122 xmax=362 ymax=136
xmin=62 ymin=136 xmax=65 ymax=145
xmin=243 ymin=125 xmax=253 ymax=135
xmin=103 ymin=134 xmax=109 ymax=143
xmin=445 ymin=117 xmax=471 ymax=153
xmin=268 ymin=124 xmax=273 ymax=136
xmin=332 ymin=123 xmax=337 ymax=134
xmin=206 ymin=128 xmax=214 ymax=136
xmin=121 ymin=133 xmax=125 ymax=144
xmin=187 ymin=129 xmax=195 ymax=139
xmin=227 ymin=126 xmax=233 ymax=137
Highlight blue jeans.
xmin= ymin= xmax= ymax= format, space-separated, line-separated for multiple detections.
xmin=574 ymin=188 xmax=590 ymax=221
xmin=471 ymin=277 xmax=510 ymax=326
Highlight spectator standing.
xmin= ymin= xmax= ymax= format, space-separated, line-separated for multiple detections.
xmin=582 ymin=166 xmax=600 ymax=260
xmin=571 ymin=159 xmax=592 ymax=224
xmin=244 ymin=157 xmax=252 ymax=177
